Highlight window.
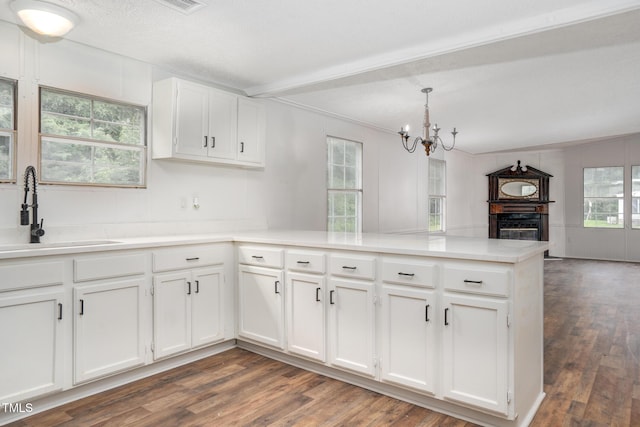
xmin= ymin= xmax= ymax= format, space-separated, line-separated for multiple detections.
xmin=0 ymin=77 xmax=16 ymax=182
xmin=39 ymin=87 xmax=146 ymax=187
xmin=633 ymin=166 xmax=640 ymax=229
xmin=327 ymin=136 xmax=362 ymax=232
xmin=583 ymin=166 xmax=623 ymax=228
xmin=428 ymin=159 xmax=446 ymax=232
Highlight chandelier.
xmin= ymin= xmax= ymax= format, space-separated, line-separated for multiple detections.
xmin=398 ymin=87 xmax=458 ymax=156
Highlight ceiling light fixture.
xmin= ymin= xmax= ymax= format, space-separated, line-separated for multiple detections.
xmin=10 ymin=0 xmax=79 ymax=37
xmin=398 ymin=88 xmax=458 ymax=156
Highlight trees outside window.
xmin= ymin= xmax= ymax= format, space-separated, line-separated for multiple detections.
xmin=583 ymin=167 xmax=624 ymax=228
xmin=0 ymin=77 xmax=16 ymax=182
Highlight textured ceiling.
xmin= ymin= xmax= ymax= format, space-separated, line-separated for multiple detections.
xmin=1 ymin=0 xmax=639 ymax=154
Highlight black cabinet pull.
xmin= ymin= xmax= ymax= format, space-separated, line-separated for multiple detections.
xmin=463 ymin=279 xmax=483 ymax=284
xmin=79 ymin=299 xmax=84 ymax=316
xmin=212 ymin=136 xmax=215 ymax=148
xmin=240 ymin=141 xmax=245 ymax=153
xmin=444 ymin=308 xmax=449 ymax=325
xmin=187 ymin=281 xmax=192 ymax=295
xmin=342 ymin=266 xmax=357 ymax=270
xmin=186 ymin=257 xmax=200 ymax=261
xmin=315 ymin=287 xmax=321 ymax=302
xmin=297 ymin=261 xmax=310 ymax=265
xmin=195 ymin=280 xmax=200 ymax=294
xmin=330 ymin=290 xmax=335 ymax=304
xmin=58 ymin=303 xmax=63 ymax=320
xmin=203 ymin=136 xmax=208 ymax=147
xmin=274 ymin=280 xmax=280 ymax=294
xmin=252 ymin=255 xmax=264 ymax=260
xmin=398 ymin=272 xmax=415 ymax=277
xmin=425 ymin=304 xmax=430 ymax=322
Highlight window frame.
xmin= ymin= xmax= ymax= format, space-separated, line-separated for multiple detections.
xmin=632 ymin=165 xmax=640 ymax=230
xmin=38 ymin=86 xmax=147 ymax=188
xmin=428 ymin=158 xmax=446 ymax=233
xmin=0 ymin=77 xmax=17 ymax=183
xmin=326 ymin=136 xmax=363 ymax=233
xmin=583 ymin=166 xmax=624 ymax=229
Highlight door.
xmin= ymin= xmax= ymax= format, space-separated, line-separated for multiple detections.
xmin=153 ymin=271 xmax=191 ymax=359
xmin=175 ymin=80 xmax=209 ymax=157
xmin=207 ymin=89 xmax=237 ymax=160
xmin=286 ymin=272 xmax=325 ymax=362
xmin=328 ymin=278 xmax=375 ymax=377
xmin=74 ymin=279 xmax=145 ymax=383
xmin=236 ymin=97 xmax=264 ymax=164
xmin=238 ymin=265 xmax=284 ymax=349
xmin=380 ymin=284 xmax=436 ymax=394
xmin=442 ymin=293 xmax=509 ymax=414
xmin=0 ymin=288 xmax=64 ymax=402
xmin=191 ymin=267 xmax=224 ymax=348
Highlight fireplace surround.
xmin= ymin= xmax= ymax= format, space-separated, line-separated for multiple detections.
xmin=487 ymin=161 xmax=553 ymax=245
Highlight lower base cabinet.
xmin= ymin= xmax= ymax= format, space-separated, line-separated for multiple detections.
xmin=237 ymin=264 xmax=284 ymax=349
xmin=328 ymin=278 xmax=376 ymax=377
xmin=73 ymin=279 xmax=145 ymax=384
xmin=380 ymin=284 xmax=436 ymax=394
xmin=153 ymin=267 xmax=225 ymax=359
xmin=286 ymin=272 xmax=325 ymax=362
xmin=442 ymin=293 xmax=509 ymax=414
xmin=0 ymin=287 xmax=65 ymax=403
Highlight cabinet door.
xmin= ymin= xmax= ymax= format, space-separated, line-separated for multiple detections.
xmin=286 ymin=272 xmax=325 ymax=362
xmin=380 ymin=284 xmax=436 ymax=394
xmin=328 ymin=278 xmax=375 ymax=377
xmin=238 ymin=265 xmax=284 ymax=349
xmin=153 ymin=272 xmax=191 ymax=359
xmin=442 ymin=293 xmax=509 ymax=414
xmin=236 ymin=97 xmax=265 ymax=165
xmin=207 ymin=89 xmax=237 ymax=160
xmin=0 ymin=289 xmax=64 ymax=402
xmin=74 ymin=279 xmax=145 ymax=383
xmin=175 ymin=81 xmax=209 ymax=157
xmin=191 ymin=267 xmax=224 ymax=348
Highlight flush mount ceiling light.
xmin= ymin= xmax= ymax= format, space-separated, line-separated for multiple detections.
xmin=10 ymin=0 xmax=79 ymax=37
xmin=398 ymin=88 xmax=458 ymax=156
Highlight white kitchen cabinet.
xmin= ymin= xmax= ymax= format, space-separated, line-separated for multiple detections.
xmin=286 ymin=272 xmax=325 ymax=362
xmin=0 ymin=287 xmax=65 ymax=403
xmin=441 ymin=261 xmax=513 ymax=415
xmin=73 ymin=279 xmax=145 ymax=383
xmin=153 ymin=266 xmax=225 ymax=359
xmin=328 ymin=277 xmax=376 ymax=377
xmin=237 ymin=264 xmax=284 ymax=349
xmin=380 ymin=284 xmax=437 ymax=394
xmin=152 ymin=77 xmax=265 ymax=167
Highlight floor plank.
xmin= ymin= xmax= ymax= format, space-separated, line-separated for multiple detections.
xmin=8 ymin=258 xmax=640 ymax=426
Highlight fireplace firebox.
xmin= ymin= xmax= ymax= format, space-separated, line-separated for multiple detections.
xmin=487 ymin=161 xmax=553 ymax=247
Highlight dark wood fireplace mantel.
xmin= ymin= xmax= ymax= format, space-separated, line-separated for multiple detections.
xmin=487 ymin=161 xmax=554 ymax=242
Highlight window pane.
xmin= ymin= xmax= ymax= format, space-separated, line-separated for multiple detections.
xmin=41 ymin=137 xmax=144 ymax=186
xmin=584 ymin=167 xmax=624 ymax=228
xmin=633 ymin=166 xmax=640 ymax=229
xmin=0 ymin=133 xmax=12 ymax=180
xmin=327 ymin=137 xmax=362 ymax=232
xmin=429 ymin=197 xmax=444 ymax=232
xmin=40 ymin=87 xmax=146 ymax=187
xmin=0 ymin=79 xmax=14 ymax=130
xmin=429 ymin=159 xmax=445 ymax=195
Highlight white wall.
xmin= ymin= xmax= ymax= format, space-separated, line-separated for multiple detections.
xmin=0 ymin=22 xmax=426 ymax=243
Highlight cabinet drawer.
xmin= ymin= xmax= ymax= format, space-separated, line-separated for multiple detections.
xmin=443 ymin=264 xmax=511 ymax=297
xmin=75 ymin=252 xmax=146 ymax=282
xmin=329 ymin=253 xmax=376 ymax=280
xmin=381 ymin=258 xmax=437 ymax=288
xmin=0 ymin=261 xmax=65 ymax=292
xmin=238 ymin=245 xmax=284 ymax=268
xmin=286 ymin=249 xmax=325 ymax=274
xmin=153 ymin=244 xmax=226 ymax=272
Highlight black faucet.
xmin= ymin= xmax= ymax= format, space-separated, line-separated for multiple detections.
xmin=20 ymin=166 xmax=45 ymax=243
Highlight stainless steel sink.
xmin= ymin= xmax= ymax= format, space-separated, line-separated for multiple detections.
xmin=0 ymin=240 xmax=122 ymax=252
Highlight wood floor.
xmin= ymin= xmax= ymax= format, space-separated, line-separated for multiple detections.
xmin=9 ymin=258 xmax=640 ymax=426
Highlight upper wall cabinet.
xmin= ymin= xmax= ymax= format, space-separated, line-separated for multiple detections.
xmin=152 ymin=77 xmax=265 ymax=168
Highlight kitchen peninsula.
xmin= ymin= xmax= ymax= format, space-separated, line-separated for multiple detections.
xmin=0 ymin=231 xmax=547 ymax=427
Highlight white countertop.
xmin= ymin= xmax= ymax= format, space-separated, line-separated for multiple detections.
xmin=0 ymin=230 xmax=548 ymax=263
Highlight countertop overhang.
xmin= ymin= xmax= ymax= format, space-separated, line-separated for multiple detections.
xmin=0 ymin=230 xmax=549 ymax=263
